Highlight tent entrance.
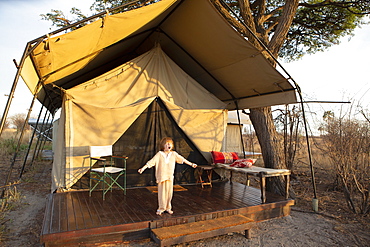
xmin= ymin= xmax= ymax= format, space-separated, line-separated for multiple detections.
xmin=112 ymin=97 xmax=209 ymax=187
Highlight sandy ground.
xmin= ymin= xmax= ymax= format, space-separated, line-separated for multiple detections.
xmin=0 ymin=159 xmax=369 ymax=246
xmin=1 ymin=184 xmax=369 ymax=246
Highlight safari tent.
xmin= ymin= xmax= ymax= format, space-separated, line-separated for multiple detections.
xmin=4 ymin=0 xmax=298 ymax=192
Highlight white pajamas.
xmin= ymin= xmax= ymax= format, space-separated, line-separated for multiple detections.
xmin=145 ymin=151 xmax=188 ymax=212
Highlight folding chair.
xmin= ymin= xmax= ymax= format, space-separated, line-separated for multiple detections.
xmin=89 ymin=145 xmax=127 ymax=199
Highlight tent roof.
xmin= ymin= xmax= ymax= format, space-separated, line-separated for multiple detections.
xmin=20 ymin=0 xmax=297 ymax=112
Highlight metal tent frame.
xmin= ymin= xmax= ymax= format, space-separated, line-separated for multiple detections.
xmin=0 ymin=0 xmax=317 ymax=210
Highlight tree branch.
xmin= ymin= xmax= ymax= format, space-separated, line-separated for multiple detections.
xmin=299 ymin=0 xmax=370 ymax=15
xmin=268 ymin=0 xmax=300 ymax=56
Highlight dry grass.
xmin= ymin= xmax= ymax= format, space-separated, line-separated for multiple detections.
xmin=0 ymin=131 xmax=369 ymax=245
xmin=236 ymin=135 xmax=369 ymax=226
xmin=0 ymin=185 xmax=23 ymax=242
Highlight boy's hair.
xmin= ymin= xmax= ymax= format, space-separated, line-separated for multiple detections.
xmin=159 ymin=137 xmax=174 ymax=151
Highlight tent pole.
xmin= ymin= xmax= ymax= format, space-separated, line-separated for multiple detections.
xmin=0 ymin=43 xmax=31 ymax=137
xmin=219 ymin=0 xmax=318 ymax=210
xmin=0 ymin=37 xmax=44 ymax=137
xmin=32 ymin=107 xmax=49 ymax=163
xmin=235 ymin=102 xmax=246 ymax=158
xmin=284 ymin=104 xmax=288 ymax=167
xmin=28 ymin=0 xmax=142 ymax=45
xmin=35 ymin=111 xmax=53 ymax=161
xmin=298 ymin=90 xmax=318 ymax=211
xmin=1 ymin=90 xmax=38 ymax=198
xmin=217 ymin=0 xmax=294 ymax=82
xmin=19 ymin=104 xmax=46 ymax=178
xmin=1 ymin=1 xmax=143 ymax=136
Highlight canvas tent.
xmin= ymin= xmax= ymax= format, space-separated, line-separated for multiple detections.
xmin=14 ymin=0 xmax=298 ymax=191
xmin=53 ymin=46 xmax=228 ymax=190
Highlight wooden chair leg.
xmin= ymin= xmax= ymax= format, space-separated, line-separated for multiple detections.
xmin=245 ymin=229 xmax=251 ymax=239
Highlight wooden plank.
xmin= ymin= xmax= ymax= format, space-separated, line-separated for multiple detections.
xmin=71 ymin=192 xmax=86 ymax=230
xmin=151 ymin=215 xmax=255 ymax=247
xmin=129 ymin=189 xmax=158 ymax=220
xmin=49 ymin=192 xmax=61 ymax=233
xmin=41 ymin=194 xmax=54 ymax=235
xmin=120 ymin=190 xmax=152 ymax=222
xmin=41 ymin=182 xmax=294 ymax=246
xmin=79 ymin=192 xmax=101 ymax=228
xmin=96 ymin=198 xmax=117 ymax=226
xmin=106 ymin=192 xmax=132 ymax=224
xmin=65 ymin=193 xmax=77 ymax=231
xmin=75 ymin=192 xmax=94 ymax=229
xmin=110 ymin=193 xmax=136 ymax=224
xmin=41 ymin=220 xmax=150 ymax=244
xmin=56 ymin=193 xmax=68 ymax=233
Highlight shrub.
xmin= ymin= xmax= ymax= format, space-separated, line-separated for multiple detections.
xmin=321 ymin=112 xmax=370 ymax=214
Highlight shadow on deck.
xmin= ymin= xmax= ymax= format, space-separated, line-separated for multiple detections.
xmin=41 ymin=181 xmax=294 ymax=246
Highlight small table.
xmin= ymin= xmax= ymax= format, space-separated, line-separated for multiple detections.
xmin=196 ymin=165 xmax=213 ymax=188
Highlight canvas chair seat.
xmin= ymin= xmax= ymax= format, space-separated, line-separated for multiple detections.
xmin=89 ymin=146 xmax=127 ymax=200
xmin=91 ymin=166 xmax=124 ymax=173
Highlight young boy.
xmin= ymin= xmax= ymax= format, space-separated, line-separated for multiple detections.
xmin=138 ymin=137 xmax=197 ymax=215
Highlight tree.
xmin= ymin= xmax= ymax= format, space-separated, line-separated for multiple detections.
xmin=321 ymin=107 xmax=370 ymax=214
xmin=9 ymin=113 xmax=29 ymax=132
xmin=211 ymin=0 xmax=369 ymax=195
xmin=41 ymin=0 xmax=369 ymax=196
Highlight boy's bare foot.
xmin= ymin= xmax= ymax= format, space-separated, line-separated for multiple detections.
xmin=166 ymin=210 xmax=173 ymax=214
xmin=156 ymin=210 xmax=163 ymax=215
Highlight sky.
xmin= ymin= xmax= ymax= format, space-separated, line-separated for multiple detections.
xmin=0 ymin=0 xmax=369 ymax=131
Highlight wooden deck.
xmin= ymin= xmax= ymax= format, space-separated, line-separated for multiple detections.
xmin=41 ymin=181 xmax=294 ymax=246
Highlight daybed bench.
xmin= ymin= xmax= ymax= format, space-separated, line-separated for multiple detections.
xmin=213 ymin=163 xmax=290 ymax=203
xmin=204 ymin=151 xmax=290 ymax=203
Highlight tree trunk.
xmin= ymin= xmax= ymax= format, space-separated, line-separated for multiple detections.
xmin=249 ymin=107 xmax=288 ymax=195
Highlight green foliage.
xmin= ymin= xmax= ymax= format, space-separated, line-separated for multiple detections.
xmin=90 ymin=0 xmax=158 ymax=14
xmin=224 ymin=0 xmax=369 ymax=61
xmin=40 ymin=8 xmax=89 ymax=30
xmin=0 ymin=137 xmax=28 ymax=156
xmin=281 ymin=0 xmax=366 ymax=61
xmin=40 ymin=0 xmax=159 ymax=30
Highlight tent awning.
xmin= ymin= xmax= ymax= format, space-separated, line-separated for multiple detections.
xmin=20 ymin=0 xmax=297 ymax=112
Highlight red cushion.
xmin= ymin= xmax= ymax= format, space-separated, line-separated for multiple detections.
xmin=230 ymin=159 xmax=257 ymax=168
xmin=211 ymin=151 xmax=239 ymax=164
